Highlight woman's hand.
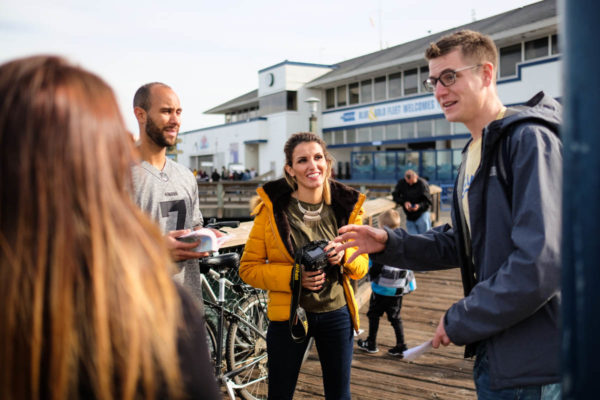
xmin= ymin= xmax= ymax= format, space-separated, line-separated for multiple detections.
xmin=325 ymin=240 xmax=345 ymax=266
xmin=301 ymin=268 xmax=326 ymax=291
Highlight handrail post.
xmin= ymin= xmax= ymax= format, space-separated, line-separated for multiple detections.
xmin=562 ymin=1 xmax=600 ymax=397
xmin=216 ymin=182 xmax=224 ymax=219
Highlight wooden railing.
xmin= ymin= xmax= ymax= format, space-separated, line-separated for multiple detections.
xmin=203 ymin=181 xmax=441 ymax=249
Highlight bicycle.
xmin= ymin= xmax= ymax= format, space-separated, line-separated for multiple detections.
xmin=199 ymin=220 xmax=269 ymax=400
xmin=200 ymin=220 xmax=315 ymax=399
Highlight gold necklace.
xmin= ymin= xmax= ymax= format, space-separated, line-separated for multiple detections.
xmin=496 ymin=106 xmax=507 ymax=120
xmin=297 ymin=199 xmax=324 ymax=226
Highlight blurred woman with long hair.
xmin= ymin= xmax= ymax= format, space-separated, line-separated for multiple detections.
xmin=0 ymin=56 xmax=220 ymax=399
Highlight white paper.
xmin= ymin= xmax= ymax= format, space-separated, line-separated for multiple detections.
xmin=402 ymin=340 xmax=433 ymax=361
xmin=178 ymin=228 xmax=231 ymax=252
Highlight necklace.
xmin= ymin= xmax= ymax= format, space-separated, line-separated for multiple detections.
xmin=297 ymin=199 xmax=324 ymax=226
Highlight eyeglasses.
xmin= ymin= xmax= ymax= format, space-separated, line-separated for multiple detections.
xmin=422 ymin=64 xmax=481 ymax=93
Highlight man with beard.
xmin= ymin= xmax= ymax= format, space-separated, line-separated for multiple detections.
xmin=132 ymin=82 xmax=209 ymax=309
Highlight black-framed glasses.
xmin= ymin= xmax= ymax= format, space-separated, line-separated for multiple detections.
xmin=422 ymin=64 xmax=481 ymax=93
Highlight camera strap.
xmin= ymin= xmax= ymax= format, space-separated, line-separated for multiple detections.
xmin=289 ymin=254 xmax=309 ymax=343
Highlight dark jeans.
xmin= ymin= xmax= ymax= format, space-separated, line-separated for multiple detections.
xmin=267 ymin=305 xmax=353 ymax=400
xmin=474 ymin=346 xmax=561 ymax=400
xmin=366 ymin=293 xmax=405 ymax=346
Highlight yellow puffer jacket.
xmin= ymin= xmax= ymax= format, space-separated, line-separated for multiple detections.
xmin=239 ymin=178 xmax=369 ymax=332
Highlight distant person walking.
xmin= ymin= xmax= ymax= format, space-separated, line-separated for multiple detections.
xmin=392 ymin=169 xmax=432 ymax=234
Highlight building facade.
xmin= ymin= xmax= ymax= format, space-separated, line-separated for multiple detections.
xmin=179 ymin=0 xmax=559 ymax=185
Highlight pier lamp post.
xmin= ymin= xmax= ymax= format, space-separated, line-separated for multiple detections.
xmin=305 ymin=97 xmax=320 ymax=134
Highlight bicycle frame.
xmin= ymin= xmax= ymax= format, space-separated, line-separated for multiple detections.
xmin=204 ymin=263 xmax=268 ymax=400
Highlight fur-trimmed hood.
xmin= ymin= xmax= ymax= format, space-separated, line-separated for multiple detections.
xmin=254 ymin=178 xmax=363 ymax=257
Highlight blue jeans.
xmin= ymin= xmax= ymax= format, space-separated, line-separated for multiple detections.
xmin=474 ymin=346 xmax=561 ymax=400
xmin=406 ymin=211 xmax=431 ymax=234
xmin=267 ymin=305 xmax=354 ymax=400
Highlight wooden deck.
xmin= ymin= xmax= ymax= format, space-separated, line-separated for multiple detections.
xmin=293 ymin=268 xmax=476 ymax=400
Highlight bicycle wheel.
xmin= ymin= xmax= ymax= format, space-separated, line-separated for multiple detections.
xmin=225 ymin=298 xmax=269 ymax=400
xmin=204 ymin=318 xmax=218 ymax=370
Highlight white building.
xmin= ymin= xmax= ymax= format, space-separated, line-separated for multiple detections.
xmin=179 ymin=0 xmax=559 ymax=184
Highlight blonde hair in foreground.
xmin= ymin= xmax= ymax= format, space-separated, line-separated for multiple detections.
xmin=0 ymin=56 xmax=183 ymax=399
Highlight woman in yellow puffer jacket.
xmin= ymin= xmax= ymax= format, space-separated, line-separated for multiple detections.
xmin=239 ymin=132 xmax=368 ymax=399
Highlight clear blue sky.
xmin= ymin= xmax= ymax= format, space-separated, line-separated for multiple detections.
xmin=0 ymin=0 xmax=540 ymax=134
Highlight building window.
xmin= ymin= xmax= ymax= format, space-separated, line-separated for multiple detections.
xmin=434 ymin=118 xmax=451 ymax=136
xmin=326 ymin=88 xmax=335 ymax=109
xmin=360 ymin=79 xmax=372 ymax=103
xmin=372 ymin=125 xmax=384 ymax=142
xmin=332 ymin=130 xmax=344 ymax=144
xmin=551 ymin=34 xmax=559 ymax=55
xmin=386 ymin=123 xmax=400 ymax=140
xmin=349 ymin=83 xmax=359 ymax=105
xmin=500 ymin=43 xmax=522 ymax=77
xmin=374 ymin=76 xmax=386 ymax=101
xmin=259 ymin=91 xmax=297 ymax=115
xmin=525 ymin=37 xmax=549 ymax=60
xmin=345 ymin=128 xmax=356 ymax=143
xmin=404 ymin=69 xmax=418 ymax=95
xmin=420 ymin=66 xmax=429 ymax=93
xmin=287 ymin=91 xmax=297 ymax=111
xmin=337 ymin=85 xmax=347 ymax=107
xmin=323 ymin=131 xmax=333 ymax=145
xmin=357 ymin=127 xmax=370 ymax=142
xmin=400 ymin=121 xmax=414 ymax=139
xmin=389 ymin=72 xmax=402 ymax=98
xmin=249 ymin=107 xmax=258 ymax=119
xmin=416 ymin=119 xmax=432 ymax=138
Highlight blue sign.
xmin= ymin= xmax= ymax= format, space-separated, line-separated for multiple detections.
xmin=341 ymin=111 xmax=355 ymax=122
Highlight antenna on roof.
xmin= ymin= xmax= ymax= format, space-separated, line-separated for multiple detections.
xmin=378 ymin=0 xmax=383 ymax=50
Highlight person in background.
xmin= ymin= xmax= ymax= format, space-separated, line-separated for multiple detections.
xmin=239 ymin=132 xmax=368 ymax=399
xmin=392 ymin=169 xmax=432 ymax=234
xmin=356 ymin=209 xmax=415 ymax=358
xmin=335 ymin=30 xmax=562 ymax=399
xmin=211 ymin=168 xmax=220 ymax=182
xmin=0 ymin=55 xmax=219 ymax=399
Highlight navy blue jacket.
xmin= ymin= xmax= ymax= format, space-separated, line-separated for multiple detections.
xmin=371 ymin=92 xmax=562 ymax=389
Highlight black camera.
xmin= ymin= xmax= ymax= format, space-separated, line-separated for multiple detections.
xmin=296 ymin=240 xmax=331 ymax=273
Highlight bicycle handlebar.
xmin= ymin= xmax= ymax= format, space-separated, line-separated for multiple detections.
xmin=204 ymin=218 xmax=240 ymax=230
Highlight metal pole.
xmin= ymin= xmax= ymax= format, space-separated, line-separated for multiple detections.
xmin=561 ymin=0 xmax=600 ymax=397
xmin=309 ymin=114 xmax=317 ymax=134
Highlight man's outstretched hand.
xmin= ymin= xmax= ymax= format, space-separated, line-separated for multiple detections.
xmin=333 ymin=224 xmax=388 ymax=264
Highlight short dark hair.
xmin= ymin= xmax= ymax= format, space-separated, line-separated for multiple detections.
xmin=425 ymin=30 xmax=498 ymax=70
xmin=133 ymin=82 xmax=170 ymax=111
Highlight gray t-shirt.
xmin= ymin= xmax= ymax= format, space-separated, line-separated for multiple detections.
xmin=132 ymin=158 xmax=204 ymax=303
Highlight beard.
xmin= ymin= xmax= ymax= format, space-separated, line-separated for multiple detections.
xmin=145 ymin=116 xmax=177 ymax=148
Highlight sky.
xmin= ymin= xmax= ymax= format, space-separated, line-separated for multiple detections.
xmin=0 ymin=0 xmax=541 ymax=135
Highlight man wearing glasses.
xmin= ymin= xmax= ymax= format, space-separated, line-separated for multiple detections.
xmin=336 ymin=30 xmax=562 ymax=398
